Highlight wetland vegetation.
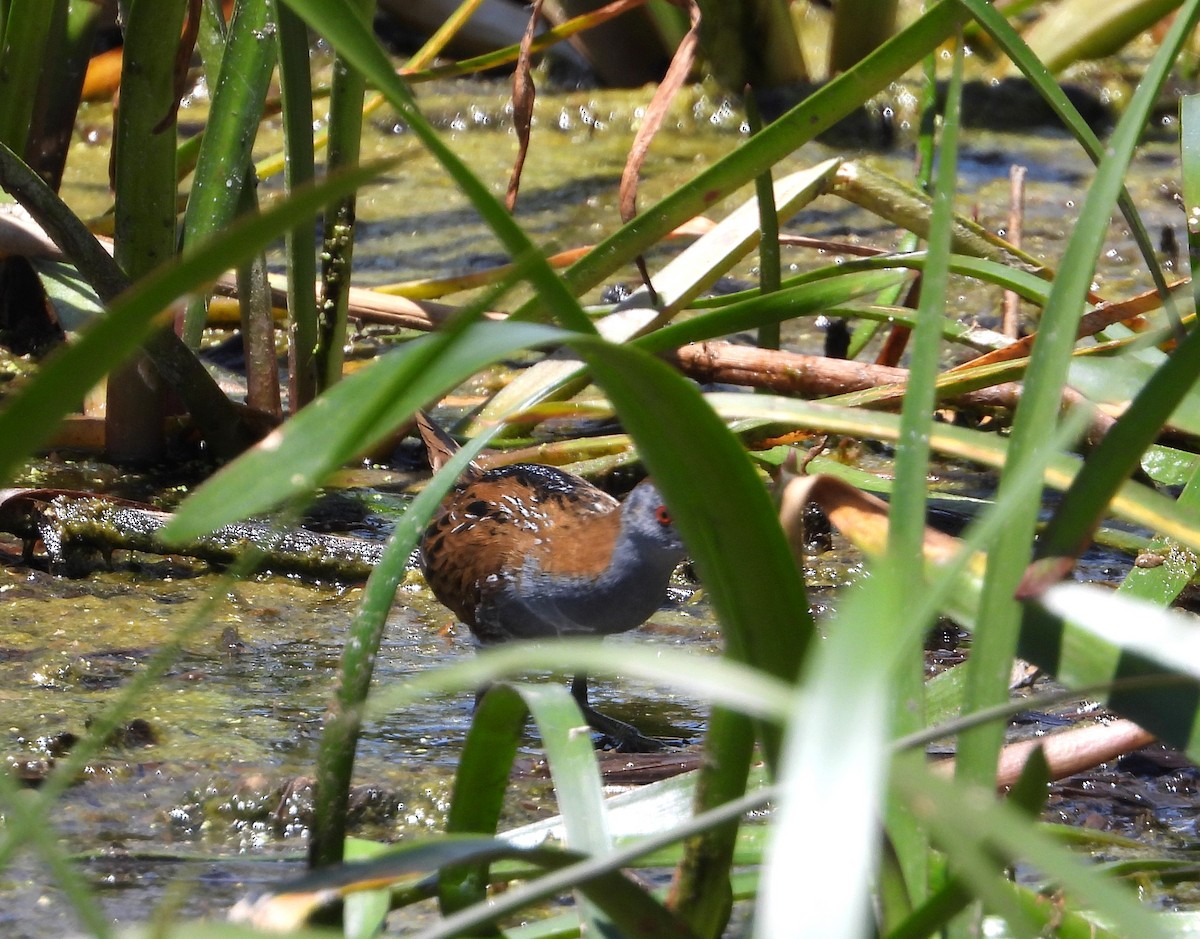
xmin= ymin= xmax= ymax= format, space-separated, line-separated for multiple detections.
xmin=6 ymin=1 xmax=1200 ymax=937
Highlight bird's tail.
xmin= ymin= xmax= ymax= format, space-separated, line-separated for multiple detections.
xmin=415 ymin=410 xmax=468 ymax=473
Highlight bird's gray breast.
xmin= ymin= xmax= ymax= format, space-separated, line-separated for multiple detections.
xmin=474 ymin=554 xmax=674 ymax=641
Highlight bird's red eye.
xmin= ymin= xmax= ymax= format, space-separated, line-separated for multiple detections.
xmin=655 ymin=505 xmax=672 ymax=526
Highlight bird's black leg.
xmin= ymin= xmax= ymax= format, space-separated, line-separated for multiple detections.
xmin=571 ymin=672 xmax=668 ymax=753
xmin=570 ymin=673 xmax=590 ymax=710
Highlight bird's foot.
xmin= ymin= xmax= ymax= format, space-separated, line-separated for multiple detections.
xmin=584 ymin=706 xmax=673 ymax=753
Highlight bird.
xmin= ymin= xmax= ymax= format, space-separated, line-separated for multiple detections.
xmin=414 ymin=412 xmax=687 ymax=751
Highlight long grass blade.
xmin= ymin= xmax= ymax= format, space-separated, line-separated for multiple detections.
xmin=883 ymin=32 xmax=964 ymax=918
xmin=179 ymin=0 xmax=277 ymax=346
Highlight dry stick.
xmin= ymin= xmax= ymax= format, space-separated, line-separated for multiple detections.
xmin=665 ymin=340 xmax=1119 ymax=445
xmin=952 ymin=280 xmax=1185 ymax=373
xmin=931 ymin=718 xmax=1156 ymax=789
xmin=1001 ymin=165 xmax=1027 ymax=340
xmin=216 ymin=271 xmax=1128 ymax=445
xmin=213 ymin=272 xmax=504 ymax=331
xmin=505 ymin=0 xmax=542 ymax=212
xmin=777 ymin=233 xmax=889 ymax=257
xmin=874 ymin=273 xmax=920 ymax=367
xmin=617 ymin=0 xmax=701 ymax=302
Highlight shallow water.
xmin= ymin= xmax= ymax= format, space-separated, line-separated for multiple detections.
xmin=0 ymin=474 xmax=728 ymax=934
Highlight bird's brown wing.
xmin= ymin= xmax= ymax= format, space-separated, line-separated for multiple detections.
xmin=418 ymin=465 xmax=619 ymax=634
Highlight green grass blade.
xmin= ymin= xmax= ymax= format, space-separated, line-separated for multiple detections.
xmin=1186 ymin=94 xmax=1200 ymax=316
xmin=179 ymin=0 xmax=278 ymax=346
xmin=669 ymin=706 xmax=756 ymax=936
xmin=890 ymin=36 xmax=962 ymax=569
xmin=757 ymin=570 xmax=903 ymax=939
xmin=112 ymin=0 xmax=188 ymax=279
xmin=312 ymin=0 xmax=372 ymax=388
xmin=107 ymin=0 xmax=190 ymax=461
xmin=24 ymin=0 xmax=99 ymax=191
xmin=0 ymin=140 xmax=128 ymax=302
xmin=882 ymin=33 xmax=964 ymax=917
xmin=272 ymin=0 xmax=320 ymax=409
xmin=1018 ymin=0 xmax=1183 ymax=75
xmin=517 ymin=685 xmax=611 ymax=851
xmin=641 ymin=269 xmax=908 ymax=351
xmin=0 ymin=0 xmax=56 ymax=154
xmin=745 ymin=92 xmax=781 ymax=350
xmin=366 ymin=640 xmax=794 ymax=725
xmin=510 ymin=683 xmax=616 ymax=937
xmin=439 ymin=686 xmax=529 ymax=917
xmin=693 ymin=251 xmax=1055 ymax=311
xmin=308 ymin=421 xmax=500 ymax=869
